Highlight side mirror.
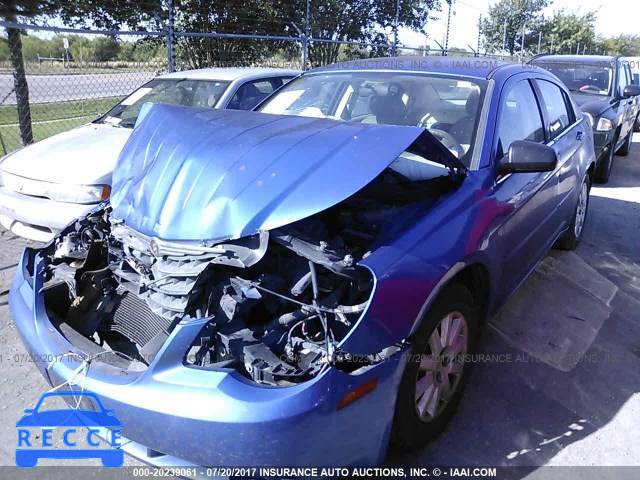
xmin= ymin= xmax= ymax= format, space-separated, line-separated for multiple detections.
xmin=622 ymin=85 xmax=640 ymax=98
xmin=499 ymin=140 xmax=557 ymax=174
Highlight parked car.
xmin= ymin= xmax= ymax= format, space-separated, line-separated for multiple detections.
xmin=530 ymin=54 xmax=640 ymax=183
xmin=10 ymin=57 xmax=595 ymax=467
xmin=0 ymin=67 xmax=299 ymax=241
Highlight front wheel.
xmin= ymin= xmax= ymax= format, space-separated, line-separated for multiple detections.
xmin=594 ymin=142 xmax=614 ymax=183
xmin=555 ymin=174 xmax=590 ymax=250
xmin=392 ymin=284 xmax=480 ymax=449
xmin=617 ymin=129 xmax=632 ymax=156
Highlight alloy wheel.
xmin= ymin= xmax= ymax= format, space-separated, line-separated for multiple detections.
xmin=414 ymin=311 xmax=468 ymax=421
xmin=574 ymin=180 xmax=588 ymax=238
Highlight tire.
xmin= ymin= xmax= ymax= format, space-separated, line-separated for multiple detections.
xmin=391 ymin=284 xmax=480 ymax=449
xmin=616 ymin=129 xmax=632 ymax=156
xmin=554 ymin=174 xmax=590 ymax=251
xmin=634 ymin=114 xmax=640 ymax=133
xmin=594 ymin=142 xmax=614 ymax=183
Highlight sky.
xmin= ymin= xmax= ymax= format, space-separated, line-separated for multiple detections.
xmin=399 ymin=0 xmax=640 ymax=52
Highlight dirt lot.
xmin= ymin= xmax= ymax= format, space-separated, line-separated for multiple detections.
xmin=0 ymin=135 xmax=639 ymax=474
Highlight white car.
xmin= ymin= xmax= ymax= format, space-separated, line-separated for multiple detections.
xmin=0 ymin=67 xmax=299 ymax=241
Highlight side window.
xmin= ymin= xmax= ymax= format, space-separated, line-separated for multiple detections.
xmin=625 ymin=64 xmax=634 ymax=88
xmin=536 ymin=80 xmax=573 ymax=139
xmin=617 ymin=63 xmax=628 ymax=96
xmin=227 ymin=78 xmax=279 ymax=110
xmin=496 ymin=80 xmax=545 ymax=158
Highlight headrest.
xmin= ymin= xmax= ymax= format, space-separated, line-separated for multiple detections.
xmin=241 ymin=83 xmax=262 ymax=99
xmin=465 ymin=89 xmax=480 ymax=116
xmin=370 ymin=94 xmax=408 ymax=124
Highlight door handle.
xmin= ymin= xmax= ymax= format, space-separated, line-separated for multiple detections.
xmin=576 ymin=131 xmax=584 ymax=140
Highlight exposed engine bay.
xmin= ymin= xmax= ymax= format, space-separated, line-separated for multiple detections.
xmin=41 ymin=168 xmax=454 ymax=386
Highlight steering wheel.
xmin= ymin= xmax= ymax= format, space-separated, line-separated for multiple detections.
xmin=578 ymin=84 xmax=601 ymax=93
xmin=417 ymin=112 xmax=436 ymax=128
xmin=429 ymin=128 xmax=464 ymax=157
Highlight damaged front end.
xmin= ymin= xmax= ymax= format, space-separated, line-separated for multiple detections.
xmin=42 ymin=205 xmax=385 ymax=386
xmin=37 ymin=105 xmax=462 ymax=388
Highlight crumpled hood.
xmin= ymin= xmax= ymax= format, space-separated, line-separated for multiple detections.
xmin=0 ymin=123 xmax=131 ymax=184
xmin=111 ymin=104 xmax=446 ymax=241
xmin=570 ymin=91 xmax=614 ymax=117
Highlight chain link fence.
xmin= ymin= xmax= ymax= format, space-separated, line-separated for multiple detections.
xmin=0 ymin=0 xmax=506 ymax=155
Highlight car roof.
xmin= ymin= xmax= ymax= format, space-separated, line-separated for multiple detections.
xmin=531 ymin=54 xmax=621 ymax=65
xmin=307 ymin=56 xmax=511 ymax=79
xmin=159 ymin=67 xmax=301 ymax=81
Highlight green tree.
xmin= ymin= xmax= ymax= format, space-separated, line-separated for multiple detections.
xmin=301 ymin=0 xmax=435 ymax=67
xmin=480 ymin=0 xmax=549 ymax=56
xmin=21 ymin=35 xmax=65 ymax=61
xmin=119 ymin=37 xmax=166 ymax=63
xmin=541 ymin=10 xmax=596 ymax=55
xmin=174 ymin=0 xmax=287 ymax=68
xmin=0 ymin=37 xmax=9 ymax=61
xmin=54 ymin=0 xmax=161 ymax=30
xmin=93 ymin=36 xmax=120 ymax=61
xmin=173 ymin=0 xmax=437 ymax=69
xmin=69 ymin=36 xmax=97 ymax=64
xmin=596 ymin=35 xmax=640 ymax=56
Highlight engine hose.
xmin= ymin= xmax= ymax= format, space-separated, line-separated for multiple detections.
xmin=334 ymin=301 xmax=369 ymax=314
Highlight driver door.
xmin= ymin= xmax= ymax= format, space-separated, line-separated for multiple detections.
xmin=489 ymin=77 xmax=559 ymax=301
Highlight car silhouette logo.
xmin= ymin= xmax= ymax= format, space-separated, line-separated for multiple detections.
xmin=15 ymin=391 xmax=124 ymax=468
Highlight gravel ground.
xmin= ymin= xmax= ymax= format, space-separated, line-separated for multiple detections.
xmin=0 ymin=135 xmax=639 ymax=474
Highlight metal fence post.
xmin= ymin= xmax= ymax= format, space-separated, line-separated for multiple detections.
xmin=444 ymin=0 xmax=452 ymax=56
xmin=167 ymin=0 xmax=175 ymax=72
xmin=477 ymin=15 xmax=482 ymax=57
xmin=303 ymin=0 xmax=310 ymax=70
xmin=392 ymin=0 xmax=399 ymax=57
xmin=7 ymin=25 xmax=33 ymax=146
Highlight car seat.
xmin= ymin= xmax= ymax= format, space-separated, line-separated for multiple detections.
xmin=449 ymin=89 xmax=480 ymax=146
xmin=367 ymin=92 xmax=409 ymax=125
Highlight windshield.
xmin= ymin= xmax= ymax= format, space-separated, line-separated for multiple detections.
xmin=258 ymin=72 xmax=487 ymax=166
xmin=537 ymin=62 xmax=613 ymax=96
xmin=100 ymin=78 xmax=231 ymax=128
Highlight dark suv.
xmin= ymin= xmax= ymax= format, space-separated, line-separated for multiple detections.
xmin=530 ymin=55 xmax=640 ymax=183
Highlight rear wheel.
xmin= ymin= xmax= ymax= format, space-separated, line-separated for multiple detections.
xmin=392 ymin=284 xmax=480 ymax=448
xmin=555 ymin=174 xmax=590 ymax=250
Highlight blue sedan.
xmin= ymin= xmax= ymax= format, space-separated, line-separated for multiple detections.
xmin=9 ymin=57 xmax=596 ymax=467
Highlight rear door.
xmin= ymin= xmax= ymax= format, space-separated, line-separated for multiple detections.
xmin=533 ymin=78 xmax=584 ymax=227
